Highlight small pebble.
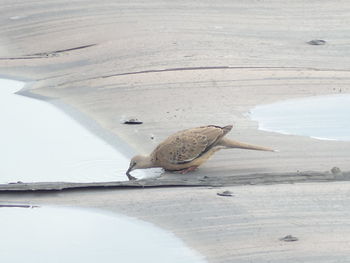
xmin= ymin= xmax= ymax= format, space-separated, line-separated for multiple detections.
xmin=331 ymin=166 xmax=341 ymax=175
xmin=307 ymin=39 xmax=326 ymax=45
xmin=217 ymin=190 xmax=234 ymax=197
xmin=279 ymin=235 xmax=298 ymax=242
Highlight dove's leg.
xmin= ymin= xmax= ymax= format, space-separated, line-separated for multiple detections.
xmin=178 ymin=166 xmax=198 ymax=174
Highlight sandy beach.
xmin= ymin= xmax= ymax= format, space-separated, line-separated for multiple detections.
xmin=1 ymin=1 xmax=350 ymax=261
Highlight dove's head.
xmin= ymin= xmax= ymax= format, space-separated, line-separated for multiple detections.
xmin=126 ymin=155 xmax=153 ymax=180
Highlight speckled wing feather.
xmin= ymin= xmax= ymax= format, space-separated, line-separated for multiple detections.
xmin=152 ymin=125 xmax=230 ymax=165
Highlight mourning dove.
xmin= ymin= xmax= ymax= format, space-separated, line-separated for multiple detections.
xmin=126 ymin=125 xmax=275 ymax=180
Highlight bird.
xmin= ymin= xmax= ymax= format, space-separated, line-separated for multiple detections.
xmin=126 ymin=125 xmax=275 ymax=180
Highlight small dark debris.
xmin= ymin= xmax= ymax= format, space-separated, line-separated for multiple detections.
xmin=331 ymin=166 xmax=341 ymax=175
xmin=217 ymin=190 xmax=234 ymax=197
xmin=279 ymin=235 xmax=298 ymax=242
xmin=123 ymin=118 xmax=143 ymax=125
xmin=9 ymin=181 xmax=23 ymax=184
xmin=199 ymin=176 xmax=209 ymax=182
xmin=307 ymin=39 xmax=326 ymax=45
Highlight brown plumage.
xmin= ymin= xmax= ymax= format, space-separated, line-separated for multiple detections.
xmin=126 ymin=125 xmax=275 ymax=180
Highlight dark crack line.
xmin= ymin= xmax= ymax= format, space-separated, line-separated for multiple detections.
xmin=28 ymin=44 xmax=97 ymax=56
xmin=54 ymin=65 xmax=350 ymax=87
xmin=100 ymin=66 xmax=303 ymax=78
xmin=0 ymin=44 xmax=97 ymax=60
xmin=36 ymin=73 xmax=74 ymax=81
xmin=0 ymin=56 xmax=46 ymax=60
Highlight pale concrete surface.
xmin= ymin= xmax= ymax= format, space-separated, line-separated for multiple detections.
xmin=1 ymin=0 xmax=350 ymax=261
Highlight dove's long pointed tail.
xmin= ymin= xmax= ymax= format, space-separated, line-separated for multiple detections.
xmin=218 ymin=138 xmax=275 ymax=152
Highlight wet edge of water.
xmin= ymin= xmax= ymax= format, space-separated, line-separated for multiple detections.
xmin=1 ymin=74 xmax=136 ymax=159
xmin=21 ymin=84 xmax=136 ymax=158
xmin=1 ymin=75 xmax=166 ymax=183
xmin=0 ymin=203 xmax=206 ymax=263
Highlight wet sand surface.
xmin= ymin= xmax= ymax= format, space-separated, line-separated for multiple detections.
xmin=1 ymin=1 xmax=350 ymax=261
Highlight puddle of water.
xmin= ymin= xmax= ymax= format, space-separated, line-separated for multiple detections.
xmin=250 ymin=94 xmax=350 ymax=141
xmin=0 ymin=205 xmax=205 ymax=263
xmin=0 ymin=78 xmax=161 ymax=183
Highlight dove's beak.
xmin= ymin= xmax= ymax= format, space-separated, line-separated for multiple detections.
xmin=126 ymin=163 xmax=137 ymax=181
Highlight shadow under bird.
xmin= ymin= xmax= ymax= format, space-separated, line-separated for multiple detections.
xmin=126 ymin=125 xmax=275 ymax=180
